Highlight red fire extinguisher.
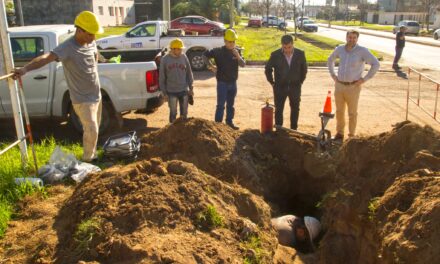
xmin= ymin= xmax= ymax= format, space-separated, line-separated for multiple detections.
xmin=261 ymin=100 xmax=274 ymax=134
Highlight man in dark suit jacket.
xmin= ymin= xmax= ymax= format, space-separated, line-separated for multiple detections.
xmin=265 ymin=35 xmax=308 ymax=130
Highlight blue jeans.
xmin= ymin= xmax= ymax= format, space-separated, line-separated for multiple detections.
xmin=215 ymin=81 xmax=237 ymax=124
xmin=168 ymin=91 xmax=188 ymax=123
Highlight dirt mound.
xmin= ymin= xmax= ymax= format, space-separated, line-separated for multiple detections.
xmin=2 ymin=119 xmax=439 ymax=264
xmin=53 ymin=158 xmax=278 ymax=263
xmin=377 ymin=171 xmax=440 ymax=264
xmin=141 ymin=118 xmax=331 ymax=216
xmin=318 ymin=122 xmax=440 ymax=263
xmin=140 ymin=118 xmax=239 ymax=179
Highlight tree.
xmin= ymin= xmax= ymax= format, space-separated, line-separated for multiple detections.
xmin=5 ymin=0 xmax=14 ymax=13
xmin=263 ymin=0 xmax=273 ymax=22
xmin=171 ymin=0 xmax=231 ymax=21
xmin=421 ymin=0 xmax=440 ymax=31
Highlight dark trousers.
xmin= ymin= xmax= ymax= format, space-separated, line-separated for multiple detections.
xmin=393 ymin=47 xmax=404 ymax=66
xmin=273 ymin=85 xmax=302 ymax=130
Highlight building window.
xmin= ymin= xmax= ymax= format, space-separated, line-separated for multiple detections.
xmin=108 ymin=6 xmax=114 ymax=16
xmin=98 ymin=6 xmax=104 ymax=15
xmin=126 ymin=7 xmax=130 ymax=17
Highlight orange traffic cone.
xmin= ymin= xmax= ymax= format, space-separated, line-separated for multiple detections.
xmin=323 ymin=90 xmax=332 ymax=114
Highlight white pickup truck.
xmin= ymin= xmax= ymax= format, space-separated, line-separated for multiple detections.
xmin=97 ymin=21 xmax=224 ymax=71
xmin=0 ymin=25 xmax=162 ymax=133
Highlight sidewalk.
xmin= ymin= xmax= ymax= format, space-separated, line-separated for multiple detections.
xmin=317 ymin=24 xmax=440 ymax=48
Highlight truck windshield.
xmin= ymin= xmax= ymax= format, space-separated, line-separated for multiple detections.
xmin=128 ymin=24 xmax=157 ymax=37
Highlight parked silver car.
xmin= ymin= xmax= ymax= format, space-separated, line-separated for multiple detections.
xmin=434 ymin=28 xmax=440 ymax=40
xmin=393 ymin=20 xmax=420 ymax=35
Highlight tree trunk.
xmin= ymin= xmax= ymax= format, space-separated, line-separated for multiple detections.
xmin=230 ymin=0 xmax=235 ymax=28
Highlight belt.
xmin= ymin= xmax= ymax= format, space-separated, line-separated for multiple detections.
xmin=339 ymin=80 xmax=358 ymax=85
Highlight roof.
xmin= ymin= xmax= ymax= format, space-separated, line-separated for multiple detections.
xmin=8 ymin=24 xmax=75 ymax=34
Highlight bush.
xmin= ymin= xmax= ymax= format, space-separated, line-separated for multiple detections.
xmin=234 ymin=15 xmax=241 ymax=25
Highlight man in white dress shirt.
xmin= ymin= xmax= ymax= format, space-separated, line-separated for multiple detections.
xmin=327 ymin=30 xmax=380 ymax=141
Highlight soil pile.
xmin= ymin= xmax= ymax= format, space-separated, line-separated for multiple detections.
xmin=141 ymin=118 xmax=332 ymax=215
xmin=376 ymin=171 xmax=440 ymax=264
xmin=318 ymin=122 xmax=440 ymax=263
xmin=53 ymin=158 xmax=278 ymax=263
xmin=1 ymin=119 xmax=439 ymax=264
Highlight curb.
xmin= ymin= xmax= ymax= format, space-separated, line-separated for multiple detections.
xmin=319 ymin=24 xmax=440 ymax=48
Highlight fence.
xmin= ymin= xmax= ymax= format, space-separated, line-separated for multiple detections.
xmin=406 ymin=67 xmax=440 ymax=125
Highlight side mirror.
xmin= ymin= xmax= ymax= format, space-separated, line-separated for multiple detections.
xmin=125 ymin=32 xmax=131 ymax=38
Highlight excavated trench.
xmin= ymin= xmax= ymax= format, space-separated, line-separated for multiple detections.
xmin=140 ymin=118 xmax=333 ymax=217
xmin=138 ymin=118 xmax=440 ymax=263
xmin=15 ymin=118 xmax=438 ymax=263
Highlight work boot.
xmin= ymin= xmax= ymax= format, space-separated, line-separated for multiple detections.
xmin=332 ymin=133 xmax=344 ymax=141
xmin=392 ymin=64 xmax=401 ymax=70
xmin=226 ymin=122 xmax=239 ymax=130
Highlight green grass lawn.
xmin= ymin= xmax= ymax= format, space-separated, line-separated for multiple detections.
xmin=0 ymin=138 xmax=83 ymax=237
xmin=235 ymin=25 xmax=382 ymax=62
xmin=97 ymin=24 xmax=382 ymax=63
xmin=235 ymin=25 xmax=340 ymax=62
xmin=316 ymin=20 xmax=394 ymax=32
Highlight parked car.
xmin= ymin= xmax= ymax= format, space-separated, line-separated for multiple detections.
xmin=434 ymin=28 xmax=440 ymax=40
xmin=296 ymin=16 xmax=310 ymax=28
xmin=393 ymin=20 xmax=420 ymax=35
xmin=262 ymin=16 xmax=286 ymax=29
xmin=170 ymin=15 xmax=225 ymax=35
xmin=97 ymin=21 xmax=225 ymax=71
xmin=299 ymin=20 xmax=318 ymax=32
xmin=248 ymin=17 xmax=262 ymax=28
xmin=1 ymin=25 xmax=163 ymax=134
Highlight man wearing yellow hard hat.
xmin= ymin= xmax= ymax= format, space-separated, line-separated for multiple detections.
xmin=14 ymin=11 xmax=104 ymax=163
xmin=159 ymin=38 xmax=194 ymax=122
xmin=203 ymin=28 xmax=245 ymax=130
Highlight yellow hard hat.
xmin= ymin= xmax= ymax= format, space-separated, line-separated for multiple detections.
xmin=74 ymin=11 xmax=103 ymax=35
xmin=170 ymin=38 xmax=184 ymax=49
xmin=224 ymin=29 xmax=237 ymax=42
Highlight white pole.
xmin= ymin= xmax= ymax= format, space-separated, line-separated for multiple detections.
xmin=0 ymin=0 xmax=28 ymax=165
xmin=162 ymin=0 xmax=170 ymax=22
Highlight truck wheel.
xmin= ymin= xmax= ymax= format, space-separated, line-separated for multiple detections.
xmin=188 ymin=51 xmax=206 ymax=71
xmin=435 ymin=33 xmax=439 ymax=40
xmin=262 ymin=22 xmax=268 ymax=27
xmin=68 ymin=101 xmax=113 ymax=135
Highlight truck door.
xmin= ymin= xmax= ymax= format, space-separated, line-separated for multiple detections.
xmin=122 ymin=23 xmax=158 ymax=50
xmin=0 ymin=35 xmax=51 ymax=116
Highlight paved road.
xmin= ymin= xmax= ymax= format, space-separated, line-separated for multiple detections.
xmin=316 ymin=26 xmax=440 ymax=71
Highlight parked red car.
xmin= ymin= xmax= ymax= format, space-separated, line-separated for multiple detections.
xmin=170 ymin=16 xmax=225 ymax=35
xmin=248 ymin=17 xmax=262 ymax=28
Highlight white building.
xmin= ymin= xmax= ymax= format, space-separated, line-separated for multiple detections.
xmin=92 ymin=0 xmax=136 ymax=26
xmin=18 ymin=0 xmax=135 ymax=27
